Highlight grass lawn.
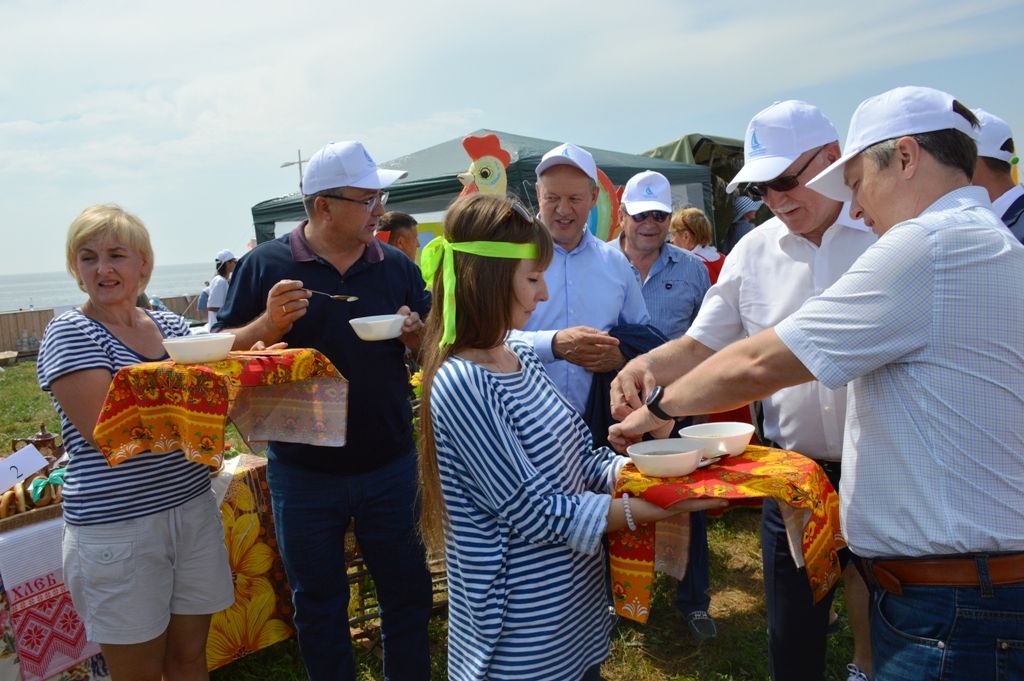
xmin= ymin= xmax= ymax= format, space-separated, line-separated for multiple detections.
xmin=2 ymin=360 xmax=856 ymax=680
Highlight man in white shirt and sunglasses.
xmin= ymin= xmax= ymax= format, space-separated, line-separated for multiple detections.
xmin=610 ymin=100 xmax=876 ymax=681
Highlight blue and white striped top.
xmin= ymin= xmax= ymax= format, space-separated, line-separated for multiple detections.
xmin=37 ymin=308 xmax=212 ymax=526
xmin=430 ymin=340 xmax=625 ymax=681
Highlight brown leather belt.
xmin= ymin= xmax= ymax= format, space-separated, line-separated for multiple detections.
xmin=864 ymin=553 xmax=1024 ymax=595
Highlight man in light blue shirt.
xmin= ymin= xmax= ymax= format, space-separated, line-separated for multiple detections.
xmin=616 ymin=169 xmax=714 ymax=641
xmin=616 ymin=170 xmax=710 ymax=339
xmin=610 ymin=86 xmax=1024 ymax=681
xmin=513 ymin=143 xmax=649 ymax=415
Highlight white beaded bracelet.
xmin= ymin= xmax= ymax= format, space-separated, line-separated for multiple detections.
xmin=622 ymin=493 xmax=637 ymax=532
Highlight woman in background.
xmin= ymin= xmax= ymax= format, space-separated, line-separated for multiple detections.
xmin=670 ymin=207 xmax=725 ymax=284
xmin=417 ymin=194 xmax=723 ymax=681
xmin=38 ymin=204 xmax=232 ymax=681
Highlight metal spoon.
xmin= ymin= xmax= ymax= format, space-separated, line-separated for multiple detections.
xmin=305 ymin=289 xmax=359 ymax=302
xmin=698 ymin=454 xmax=728 ymax=469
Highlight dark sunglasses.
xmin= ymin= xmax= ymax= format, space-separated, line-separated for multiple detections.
xmin=745 ymin=146 xmax=824 ymax=200
xmin=628 ymin=210 xmax=670 ymax=223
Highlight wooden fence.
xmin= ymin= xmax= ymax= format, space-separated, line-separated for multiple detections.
xmin=0 ymin=295 xmax=198 ymax=356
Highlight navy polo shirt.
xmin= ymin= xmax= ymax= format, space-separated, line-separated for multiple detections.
xmin=217 ymin=223 xmax=431 ymax=476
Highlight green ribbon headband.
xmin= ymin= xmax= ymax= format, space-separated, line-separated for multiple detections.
xmin=421 ymin=236 xmax=539 ymax=347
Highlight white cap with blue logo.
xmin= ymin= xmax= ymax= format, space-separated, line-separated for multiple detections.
xmin=726 ymin=100 xmax=839 ymax=193
xmin=535 ymin=143 xmax=598 ymax=182
xmin=622 ymin=170 xmax=672 ymax=215
xmin=302 ymin=141 xmax=407 ymax=196
xmin=807 ymin=86 xmax=980 ymax=202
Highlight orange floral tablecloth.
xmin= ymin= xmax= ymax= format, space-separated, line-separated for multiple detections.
xmin=610 ymin=445 xmax=845 ymax=623
xmin=93 ymin=349 xmax=348 ymax=468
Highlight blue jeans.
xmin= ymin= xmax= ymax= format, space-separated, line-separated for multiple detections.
xmin=267 ymin=452 xmax=433 ymax=681
xmin=869 ymin=577 xmax=1024 ymax=680
xmin=674 ymin=511 xmax=711 ymax=615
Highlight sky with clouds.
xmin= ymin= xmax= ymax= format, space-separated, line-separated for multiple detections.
xmin=2 ymin=0 xmax=1022 ymax=275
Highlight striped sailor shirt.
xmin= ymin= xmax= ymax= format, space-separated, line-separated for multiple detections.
xmin=37 ymin=308 xmax=212 ymax=526
xmin=430 ymin=340 xmax=625 ymax=681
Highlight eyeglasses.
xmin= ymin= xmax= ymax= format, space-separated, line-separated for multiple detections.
xmin=321 ymin=191 xmax=389 ymax=212
xmin=628 ymin=210 xmax=670 ymax=223
xmin=745 ymin=146 xmax=824 ymax=200
xmin=507 ymin=200 xmax=535 ymax=223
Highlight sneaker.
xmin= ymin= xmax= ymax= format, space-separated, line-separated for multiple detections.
xmin=846 ymin=663 xmax=870 ymax=681
xmin=686 ymin=610 xmax=718 ymax=641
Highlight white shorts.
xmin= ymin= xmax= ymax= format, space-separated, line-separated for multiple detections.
xmin=63 ymin=491 xmax=234 ymax=645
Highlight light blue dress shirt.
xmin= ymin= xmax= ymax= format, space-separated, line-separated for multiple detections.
xmin=513 ymin=230 xmax=649 ymax=414
xmin=777 ymin=187 xmax=1024 ymax=558
xmin=618 ymin=239 xmax=710 ymax=340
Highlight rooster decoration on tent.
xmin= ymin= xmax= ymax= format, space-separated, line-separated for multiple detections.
xmin=457 ymin=133 xmax=622 ymax=241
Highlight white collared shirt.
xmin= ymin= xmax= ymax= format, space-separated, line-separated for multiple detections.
xmin=686 ymin=211 xmax=876 ymax=460
xmin=777 ymin=187 xmax=1024 ymax=557
xmin=992 ymin=183 xmax=1024 ymax=218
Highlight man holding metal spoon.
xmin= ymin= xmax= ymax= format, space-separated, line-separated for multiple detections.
xmin=305 ymin=288 xmax=358 ymax=302
xmin=215 ymin=141 xmax=433 ymax=681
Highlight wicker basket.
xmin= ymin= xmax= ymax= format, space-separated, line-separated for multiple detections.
xmin=0 ymin=503 xmax=62 ymax=534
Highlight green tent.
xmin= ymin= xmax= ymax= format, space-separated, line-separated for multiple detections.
xmin=644 ymin=133 xmax=746 ymax=249
xmin=251 ymin=129 xmax=713 ymax=243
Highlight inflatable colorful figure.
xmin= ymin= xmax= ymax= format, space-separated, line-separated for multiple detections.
xmin=458 ymin=134 xmax=511 ymax=197
xmin=456 ymin=133 xmax=622 ymax=241
xmin=590 ymin=168 xmax=621 ymax=241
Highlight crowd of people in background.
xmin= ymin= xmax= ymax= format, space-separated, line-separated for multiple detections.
xmin=37 ymin=84 xmax=1023 ymax=681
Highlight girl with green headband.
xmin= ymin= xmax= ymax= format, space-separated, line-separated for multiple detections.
xmin=417 ymin=194 xmax=722 ymax=680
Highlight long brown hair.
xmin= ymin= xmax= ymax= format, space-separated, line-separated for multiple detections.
xmin=418 ymin=194 xmax=553 ymax=556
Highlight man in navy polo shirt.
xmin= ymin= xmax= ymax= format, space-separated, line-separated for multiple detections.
xmin=216 ymin=141 xmax=433 ymax=681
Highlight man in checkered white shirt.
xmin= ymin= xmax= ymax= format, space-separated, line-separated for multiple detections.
xmin=609 ymin=86 xmax=1024 ymax=681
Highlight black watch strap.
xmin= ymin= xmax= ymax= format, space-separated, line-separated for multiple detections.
xmin=645 ymin=385 xmax=672 ymax=421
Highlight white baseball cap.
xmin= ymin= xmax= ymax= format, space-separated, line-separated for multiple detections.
xmin=215 ymin=249 xmax=236 ymax=264
xmin=535 ymin=143 xmax=598 ymax=182
xmin=302 ymin=141 xmax=407 ymax=196
xmin=621 ymin=171 xmax=672 ymax=214
xmin=808 ymin=86 xmax=980 ymax=202
xmin=726 ymin=100 xmax=838 ymax=193
xmin=972 ymin=108 xmax=1015 ymax=163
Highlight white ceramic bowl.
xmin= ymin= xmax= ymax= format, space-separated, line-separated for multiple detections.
xmin=162 ymin=333 xmax=236 ymax=363
xmin=677 ymin=421 xmax=755 ymax=457
xmin=349 ymin=314 xmax=406 ymax=341
xmin=626 ymin=438 xmax=705 ymax=478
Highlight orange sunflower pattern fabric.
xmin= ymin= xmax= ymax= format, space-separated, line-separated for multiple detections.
xmin=206 ymin=455 xmax=294 ymax=670
xmin=610 ymin=445 xmax=845 ymax=624
xmin=93 ymin=349 xmax=345 ymax=468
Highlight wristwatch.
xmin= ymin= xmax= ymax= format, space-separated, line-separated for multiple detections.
xmin=644 ymin=385 xmax=672 ymax=421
